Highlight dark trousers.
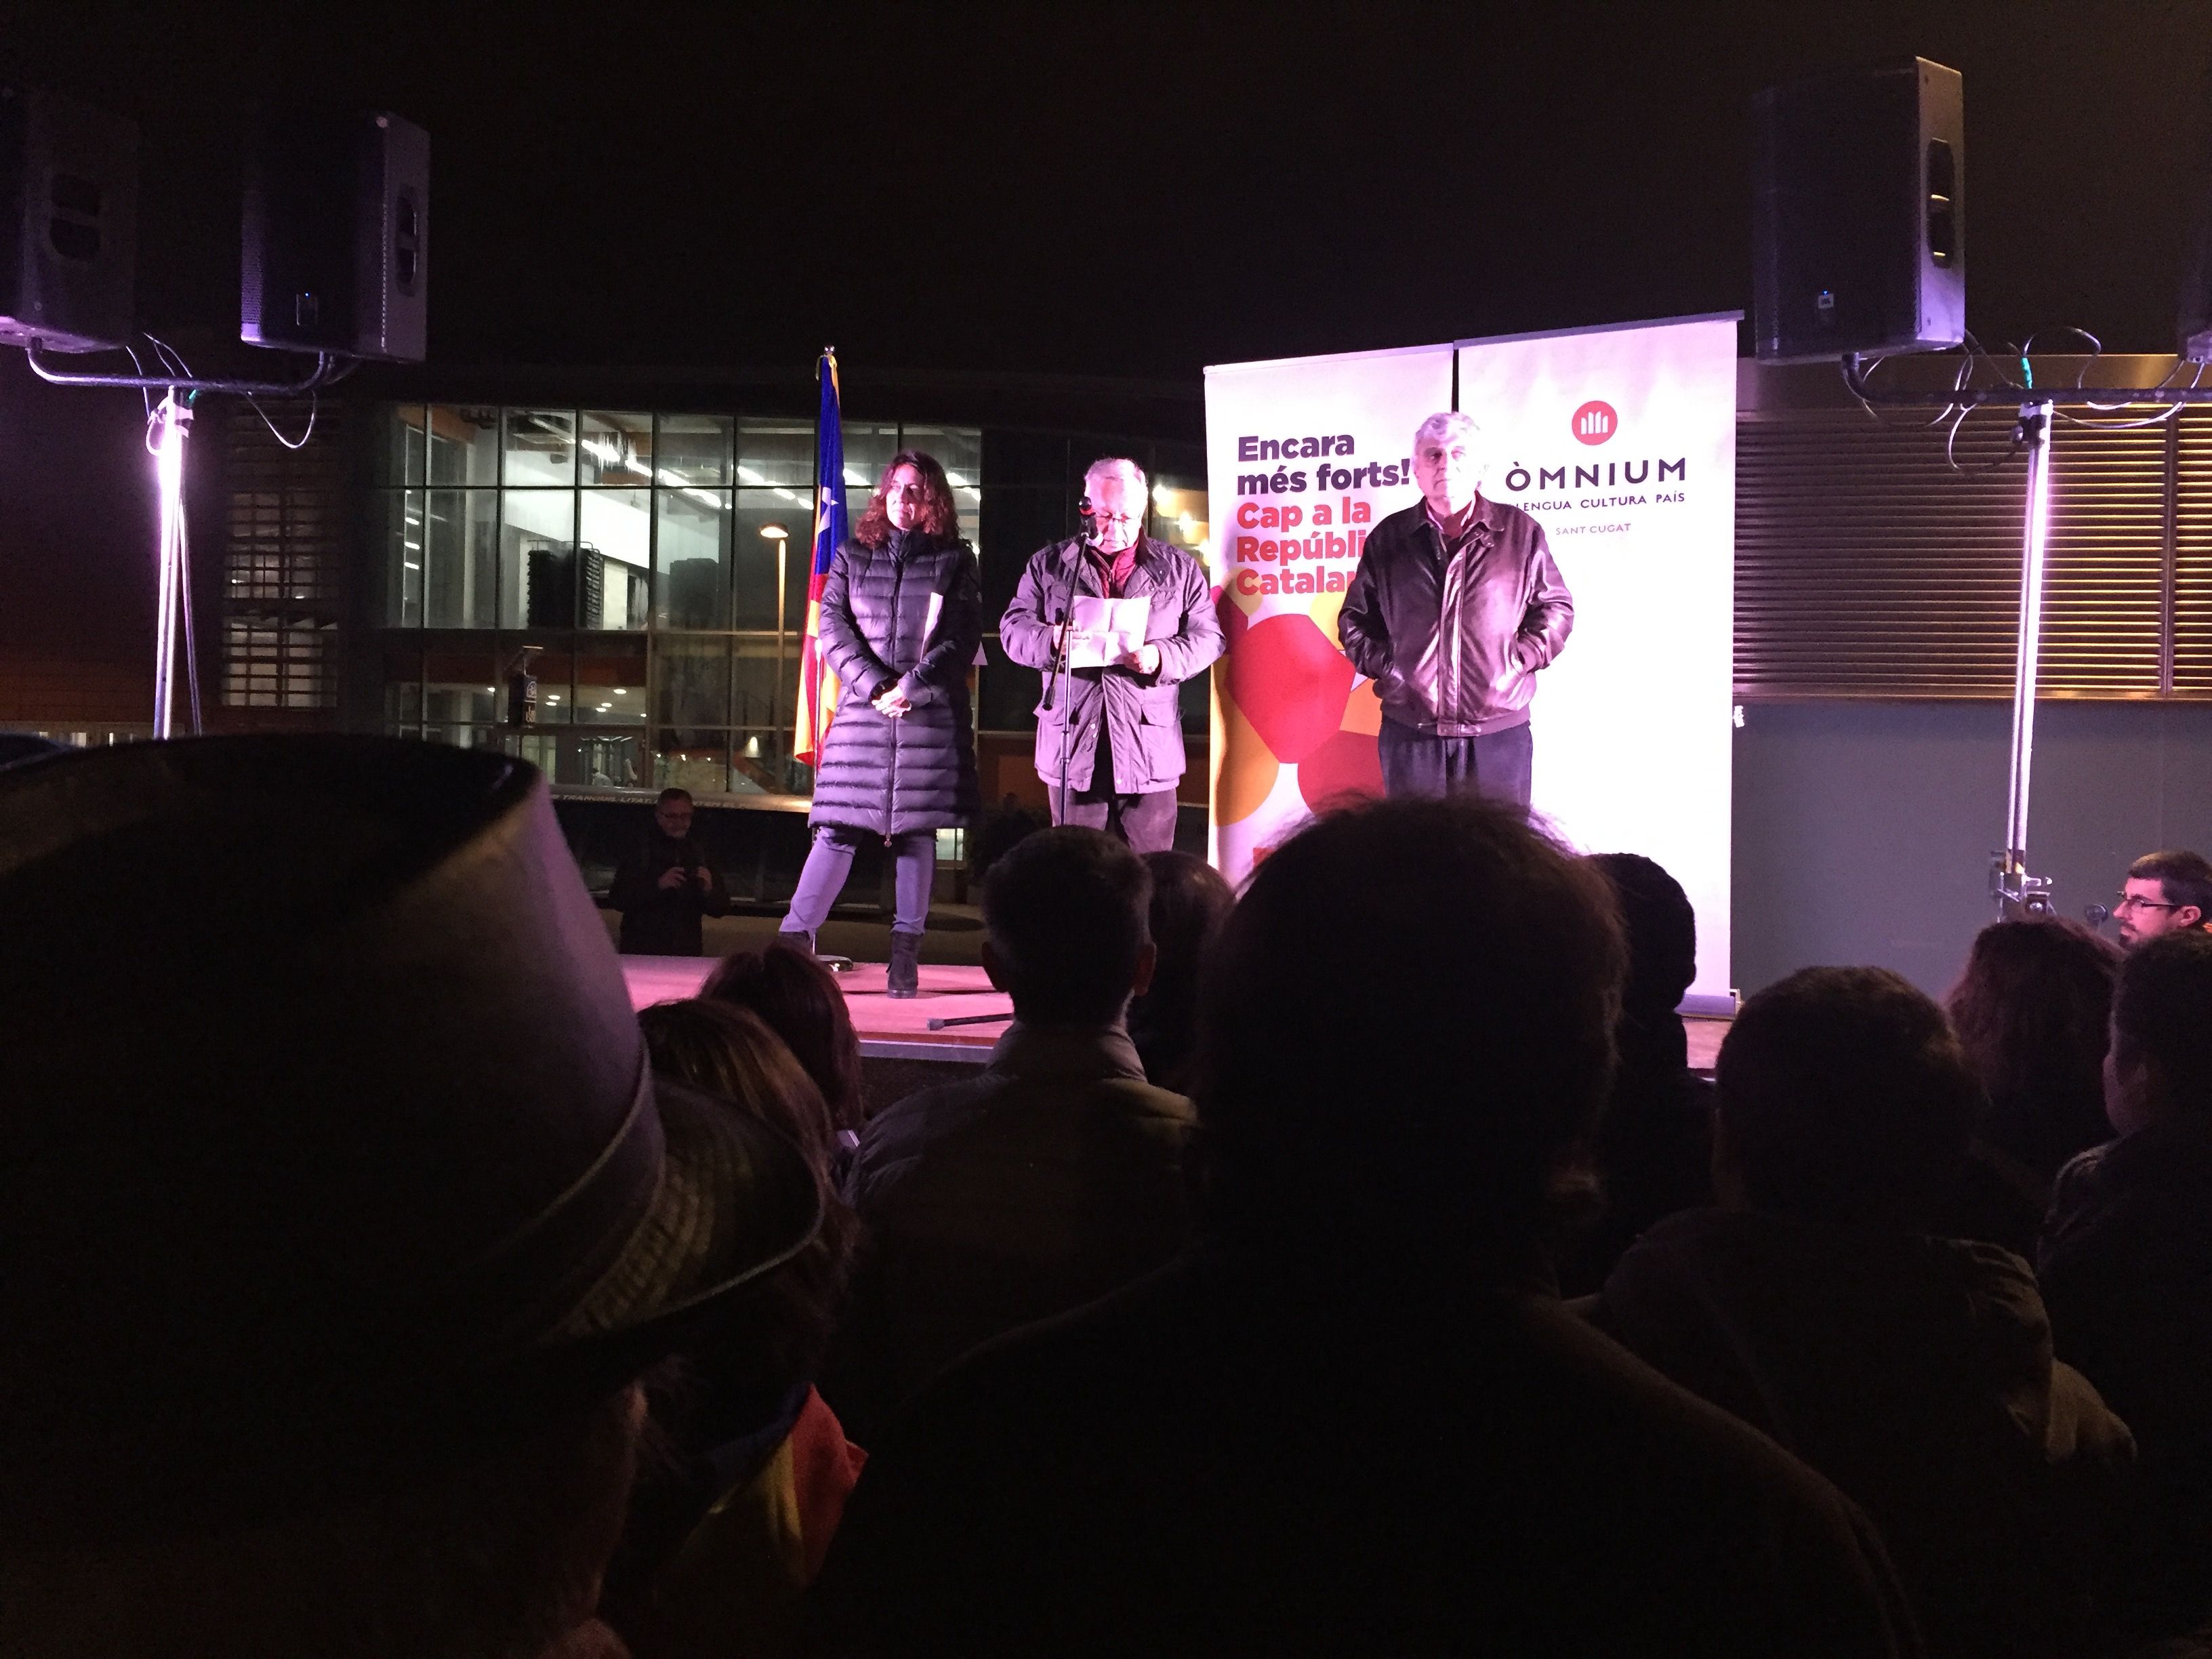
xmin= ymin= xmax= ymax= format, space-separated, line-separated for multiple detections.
xmin=1046 ymin=724 xmax=1181 ymax=853
xmin=1378 ymin=716 xmax=1534 ymax=806
xmin=1053 ymin=785 xmax=1179 ymax=854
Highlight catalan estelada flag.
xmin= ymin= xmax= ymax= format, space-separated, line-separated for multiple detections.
xmin=794 ymin=348 xmax=847 ymax=769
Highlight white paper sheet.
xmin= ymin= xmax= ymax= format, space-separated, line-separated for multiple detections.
xmin=1066 ymin=594 xmax=1151 ymax=670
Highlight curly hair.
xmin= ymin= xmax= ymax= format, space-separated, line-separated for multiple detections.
xmin=852 ymin=450 xmax=962 ymax=548
xmin=701 ymin=941 xmax=867 ymax=1133
xmin=634 ymin=1000 xmax=858 ymax=1413
xmin=1945 ymin=918 xmax=2120 ymax=1183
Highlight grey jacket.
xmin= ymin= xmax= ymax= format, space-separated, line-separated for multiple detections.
xmin=1337 ymin=495 xmax=1572 ymax=737
xmin=999 ymin=536 xmax=1225 ymax=795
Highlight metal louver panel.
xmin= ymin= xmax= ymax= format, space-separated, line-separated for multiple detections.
xmin=2039 ymin=415 xmax=2169 ymax=699
xmin=2176 ymin=410 xmax=2212 ymax=695
xmin=1737 ymin=406 xmax=2174 ymax=699
xmin=223 ymin=400 xmax=347 ymax=710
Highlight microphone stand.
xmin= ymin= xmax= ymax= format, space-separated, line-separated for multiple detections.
xmin=1043 ymin=523 xmax=1088 ymax=829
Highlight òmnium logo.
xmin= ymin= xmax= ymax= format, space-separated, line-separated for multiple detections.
xmin=1570 ymin=401 xmax=1618 ymax=445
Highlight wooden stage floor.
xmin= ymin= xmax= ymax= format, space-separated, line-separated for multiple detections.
xmin=621 ymin=956 xmax=1013 ymax=1062
xmin=619 ymin=955 xmax=1732 ymax=1073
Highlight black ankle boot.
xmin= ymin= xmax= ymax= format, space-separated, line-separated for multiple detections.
xmin=775 ymin=928 xmax=814 ymax=956
xmin=886 ymin=930 xmax=922 ymax=998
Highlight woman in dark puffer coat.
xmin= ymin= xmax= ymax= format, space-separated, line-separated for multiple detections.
xmin=778 ymin=451 xmax=981 ymax=996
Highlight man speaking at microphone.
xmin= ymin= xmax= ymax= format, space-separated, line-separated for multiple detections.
xmin=1000 ymin=457 xmax=1223 ymax=853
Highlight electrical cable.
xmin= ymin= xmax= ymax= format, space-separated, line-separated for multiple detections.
xmin=1842 ymin=347 xmax=1976 ymax=428
xmin=245 ymin=392 xmax=320 ymax=450
xmin=121 ymin=344 xmax=156 ymax=420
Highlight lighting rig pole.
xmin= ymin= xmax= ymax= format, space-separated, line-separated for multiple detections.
xmin=1842 ymin=358 xmax=2212 ymax=918
xmin=22 ymin=346 xmax=349 ymax=739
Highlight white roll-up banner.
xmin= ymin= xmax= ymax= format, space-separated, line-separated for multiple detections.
xmin=1204 ymin=314 xmax=1737 ymax=1006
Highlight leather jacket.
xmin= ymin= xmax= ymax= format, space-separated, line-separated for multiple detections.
xmin=1336 ymin=496 xmax=1573 ymax=737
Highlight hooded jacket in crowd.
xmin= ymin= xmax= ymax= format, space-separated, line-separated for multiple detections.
xmin=1593 ymin=1209 xmax=2134 ymax=1657
xmin=2041 ymin=1116 xmax=2212 ymax=1632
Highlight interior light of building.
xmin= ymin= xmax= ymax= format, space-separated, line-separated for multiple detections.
xmin=760 ymin=523 xmax=789 ymax=541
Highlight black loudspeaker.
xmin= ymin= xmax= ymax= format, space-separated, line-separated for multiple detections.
xmin=1753 ymin=58 xmax=1965 ymax=363
xmin=2179 ymin=82 xmax=2212 ymax=362
xmin=0 ymin=87 xmax=138 ymax=352
xmin=242 ymin=108 xmax=427 ymax=362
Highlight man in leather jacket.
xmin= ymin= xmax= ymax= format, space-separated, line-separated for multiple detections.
xmin=1337 ymin=411 xmax=1573 ymax=804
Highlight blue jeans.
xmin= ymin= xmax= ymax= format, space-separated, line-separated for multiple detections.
xmin=1377 ymin=716 xmax=1534 ymax=806
xmin=784 ymin=826 xmax=937 ymax=937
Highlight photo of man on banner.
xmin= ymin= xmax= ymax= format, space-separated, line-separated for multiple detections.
xmin=1336 ymin=411 xmax=1576 ymax=805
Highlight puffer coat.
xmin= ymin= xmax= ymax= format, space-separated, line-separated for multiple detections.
xmin=809 ymin=529 xmax=983 ymax=838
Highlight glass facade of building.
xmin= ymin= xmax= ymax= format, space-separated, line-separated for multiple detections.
xmin=373 ymin=403 xmax=1209 ymax=800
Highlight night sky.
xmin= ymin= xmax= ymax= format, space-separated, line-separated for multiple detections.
xmin=3 ymin=1 xmax=2209 ymax=695
xmin=3 ymin=0 xmax=2208 ymax=377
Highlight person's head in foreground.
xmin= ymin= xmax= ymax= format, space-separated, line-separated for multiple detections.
xmin=980 ymin=825 xmax=1155 ymax=1027
xmin=0 ymin=737 xmax=819 ymax=1659
xmin=1586 ymin=851 xmax=1697 ymax=1023
xmin=1944 ymin=917 xmax=2120 ymax=1177
xmin=2116 ymin=848 xmax=2212 ymax=948
xmin=2103 ymin=929 xmax=2212 ymax=1138
xmin=636 ymin=996 xmax=858 ymax=1412
xmin=1715 ymin=966 xmax=1980 ymax=1231
xmin=700 ymin=941 xmax=868 ymax=1134
xmin=1198 ymin=794 xmax=1623 ymax=1273
xmin=1125 ymin=849 xmax=1235 ymax=1089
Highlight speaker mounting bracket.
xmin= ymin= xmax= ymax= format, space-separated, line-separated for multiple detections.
xmin=22 ymin=337 xmax=344 ymax=397
xmin=1841 ymin=352 xmax=2212 ymax=407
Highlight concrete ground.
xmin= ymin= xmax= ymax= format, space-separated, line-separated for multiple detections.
xmin=600 ymin=903 xmax=987 ymax=966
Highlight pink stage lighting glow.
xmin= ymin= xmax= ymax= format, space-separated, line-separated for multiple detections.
xmin=148 ymin=393 xmax=199 ymax=739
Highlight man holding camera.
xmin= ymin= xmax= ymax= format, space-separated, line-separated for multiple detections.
xmin=609 ymin=786 xmax=729 ymax=955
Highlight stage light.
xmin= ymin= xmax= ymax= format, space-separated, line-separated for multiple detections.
xmin=148 ymin=394 xmax=197 ymax=739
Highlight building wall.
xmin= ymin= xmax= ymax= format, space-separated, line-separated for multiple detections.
xmin=1734 ymin=698 xmax=2212 ymax=999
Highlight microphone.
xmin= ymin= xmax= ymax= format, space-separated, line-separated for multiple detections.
xmin=2085 ymin=903 xmax=2113 ymax=927
xmin=1078 ymin=494 xmax=1097 ymax=540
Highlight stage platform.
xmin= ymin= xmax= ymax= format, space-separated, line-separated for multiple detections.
xmin=619 ymin=955 xmax=1732 ymax=1073
xmin=621 ymin=956 xmax=1012 ymax=1063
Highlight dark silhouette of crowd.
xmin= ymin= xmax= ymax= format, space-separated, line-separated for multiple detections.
xmin=7 ymin=733 xmax=2212 ymax=1658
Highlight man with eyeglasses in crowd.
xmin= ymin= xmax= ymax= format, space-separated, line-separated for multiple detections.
xmin=2114 ymin=850 xmax=2212 ymax=949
